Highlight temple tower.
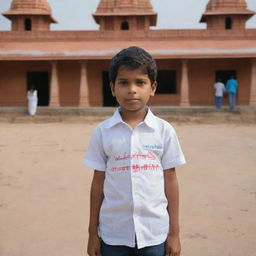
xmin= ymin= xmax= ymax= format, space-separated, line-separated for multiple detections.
xmin=200 ymin=0 xmax=255 ymax=30
xmin=3 ymin=0 xmax=56 ymax=31
xmin=93 ymin=0 xmax=157 ymax=31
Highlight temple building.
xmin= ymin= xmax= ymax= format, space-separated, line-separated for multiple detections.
xmin=0 ymin=0 xmax=256 ymax=107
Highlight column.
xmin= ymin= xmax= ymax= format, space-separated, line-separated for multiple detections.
xmin=249 ymin=59 xmax=256 ymax=106
xmin=130 ymin=16 xmax=137 ymax=31
xmin=180 ymin=60 xmax=190 ymax=106
xmin=79 ymin=61 xmax=90 ymax=107
xmin=144 ymin=17 xmax=150 ymax=30
xmin=49 ymin=61 xmax=60 ymax=107
xmin=114 ymin=17 xmax=120 ymax=31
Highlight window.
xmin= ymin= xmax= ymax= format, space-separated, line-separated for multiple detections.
xmin=121 ymin=21 xmax=129 ymax=30
xmin=156 ymin=70 xmax=177 ymax=94
xmin=225 ymin=17 xmax=232 ymax=30
xmin=24 ymin=18 xmax=32 ymax=31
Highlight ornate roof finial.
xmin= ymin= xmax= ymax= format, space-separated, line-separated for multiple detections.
xmin=3 ymin=0 xmax=56 ymax=23
xmin=201 ymin=0 xmax=255 ymax=22
xmin=93 ymin=0 xmax=157 ymax=27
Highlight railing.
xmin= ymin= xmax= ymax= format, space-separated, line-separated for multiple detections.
xmin=0 ymin=28 xmax=256 ymax=41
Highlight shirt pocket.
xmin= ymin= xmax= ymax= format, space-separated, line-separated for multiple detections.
xmin=103 ymin=136 xmax=131 ymax=158
xmin=139 ymin=133 xmax=164 ymax=157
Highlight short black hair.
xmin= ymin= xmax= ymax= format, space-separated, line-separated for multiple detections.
xmin=109 ymin=46 xmax=157 ymax=85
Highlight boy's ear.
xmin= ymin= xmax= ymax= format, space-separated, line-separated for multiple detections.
xmin=110 ymin=82 xmax=116 ymax=97
xmin=150 ymin=82 xmax=157 ymax=96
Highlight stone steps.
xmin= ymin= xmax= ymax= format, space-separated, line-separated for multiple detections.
xmin=0 ymin=106 xmax=256 ymax=124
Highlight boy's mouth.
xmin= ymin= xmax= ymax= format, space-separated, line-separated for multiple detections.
xmin=125 ymin=98 xmax=140 ymax=101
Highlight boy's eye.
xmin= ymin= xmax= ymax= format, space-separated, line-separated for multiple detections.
xmin=137 ymin=80 xmax=146 ymax=85
xmin=118 ymin=80 xmax=128 ymax=85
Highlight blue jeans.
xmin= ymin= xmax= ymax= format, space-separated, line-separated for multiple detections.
xmin=215 ymin=96 xmax=222 ymax=109
xmin=228 ymin=93 xmax=237 ymax=109
xmin=101 ymin=240 xmax=166 ymax=256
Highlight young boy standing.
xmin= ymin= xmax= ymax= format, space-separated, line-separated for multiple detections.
xmin=84 ymin=46 xmax=186 ymax=256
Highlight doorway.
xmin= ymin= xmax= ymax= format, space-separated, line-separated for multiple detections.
xmin=156 ymin=70 xmax=177 ymax=94
xmin=102 ymin=71 xmax=116 ymax=106
xmin=27 ymin=72 xmax=49 ymax=106
xmin=215 ymin=70 xmax=237 ymax=85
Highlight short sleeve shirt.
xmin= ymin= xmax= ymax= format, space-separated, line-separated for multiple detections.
xmin=214 ymin=82 xmax=225 ymax=97
xmin=84 ymin=108 xmax=186 ymax=249
xmin=226 ymin=79 xmax=238 ymax=94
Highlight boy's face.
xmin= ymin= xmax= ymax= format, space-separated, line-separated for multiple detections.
xmin=110 ymin=67 xmax=157 ymax=113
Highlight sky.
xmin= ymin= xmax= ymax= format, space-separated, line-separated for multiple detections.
xmin=0 ymin=0 xmax=256 ymax=31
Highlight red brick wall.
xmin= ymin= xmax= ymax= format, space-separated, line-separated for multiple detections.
xmin=0 ymin=61 xmax=50 ymax=106
xmin=87 ymin=60 xmax=109 ymax=106
xmin=58 ymin=61 xmax=80 ymax=106
xmin=206 ymin=15 xmax=246 ymax=31
xmin=188 ymin=59 xmax=251 ymax=105
xmin=98 ymin=16 xmax=151 ymax=31
xmin=0 ymin=59 xmax=252 ymax=107
xmin=11 ymin=16 xmax=50 ymax=31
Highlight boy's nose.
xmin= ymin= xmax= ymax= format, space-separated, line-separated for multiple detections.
xmin=128 ymin=84 xmax=137 ymax=94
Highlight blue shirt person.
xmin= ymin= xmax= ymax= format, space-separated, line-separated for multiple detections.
xmin=226 ymin=77 xmax=238 ymax=109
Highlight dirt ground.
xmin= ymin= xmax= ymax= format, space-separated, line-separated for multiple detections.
xmin=0 ymin=121 xmax=255 ymax=256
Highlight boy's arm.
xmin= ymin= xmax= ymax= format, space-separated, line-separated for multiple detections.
xmin=87 ymin=170 xmax=105 ymax=256
xmin=164 ymin=168 xmax=181 ymax=256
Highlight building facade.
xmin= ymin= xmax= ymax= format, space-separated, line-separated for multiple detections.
xmin=0 ymin=0 xmax=256 ymax=107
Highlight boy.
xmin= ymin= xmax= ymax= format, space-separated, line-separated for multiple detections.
xmin=84 ymin=46 xmax=186 ymax=256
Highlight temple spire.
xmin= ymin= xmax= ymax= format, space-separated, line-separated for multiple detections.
xmin=200 ymin=0 xmax=255 ymax=30
xmin=3 ymin=0 xmax=56 ymax=31
xmin=93 ymin=0 xmax=157 ymax=31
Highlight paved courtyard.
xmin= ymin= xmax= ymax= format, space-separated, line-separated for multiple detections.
xmin=0 ymin=120 xmax=256 ymax=256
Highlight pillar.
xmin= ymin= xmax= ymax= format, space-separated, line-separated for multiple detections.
xmin=79 ymin=61 xmax=90 ymax=107
xmin=114 ymin=16 xmax=120 ymax=31
xmin=180 ymin=60 xmax=190 ymax=106
xmin=249 ymin=59 xmax=256 ymax=106
xmin=49 ymin=61 xmax=60 ymax=107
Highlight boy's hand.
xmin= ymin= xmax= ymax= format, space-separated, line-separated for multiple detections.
xmin=165 ymin=234 xmax=181 ymax=256
xmin=87 ymin=234 xmax=101 ymax=256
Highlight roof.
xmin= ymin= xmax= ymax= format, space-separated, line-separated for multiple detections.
xmin=93 ymin=0 xmax=157 ymax=26
xmin=3 ymin=0 xmax=56 ymax=23
xmin=200 ymin=0 xmax=255 ymax=22
xmin=0 ymin=35 xmax=256 ymax=60
xmin=94 ymin=0 xmax=155 ymax=14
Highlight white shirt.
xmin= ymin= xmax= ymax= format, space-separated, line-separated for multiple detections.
xmin=214 ymin=82 xmax=226 ymax=97
xmin=84 ymin=108 xmax=186 ymax=249
xmin=27 ymin=90 xmax=38 ymax=102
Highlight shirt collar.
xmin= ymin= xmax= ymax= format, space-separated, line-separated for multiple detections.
xmin=143 ymin=108 xmax=158 ymax=131
xmin=104 ymin=107 xmax=158 ymax=131
xmin=103 ymin=108 xmax=123 ymax=129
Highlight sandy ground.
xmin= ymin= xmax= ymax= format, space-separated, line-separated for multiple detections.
xmin=0 ymin=121 xmax=256 ymax=256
